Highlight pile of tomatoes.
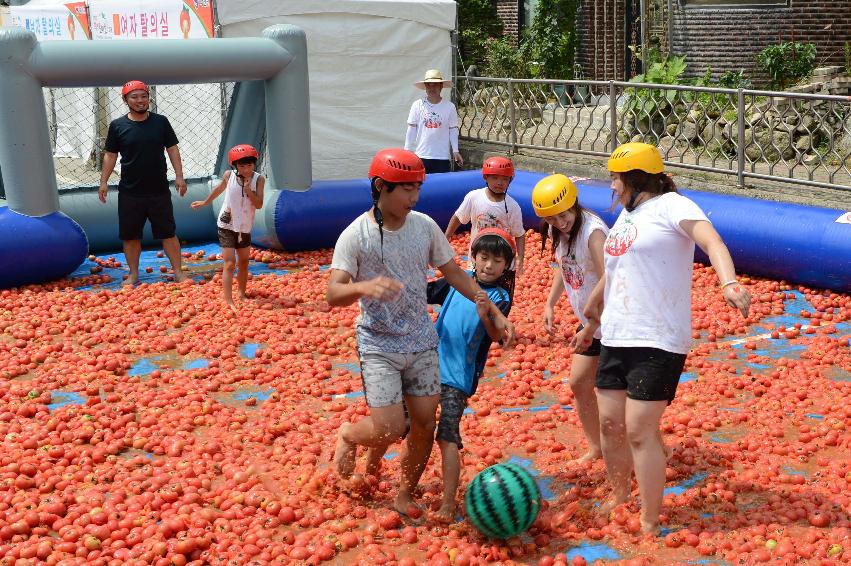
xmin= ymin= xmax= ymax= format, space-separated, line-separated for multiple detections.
xmin=0 ymin=231 xmax=848 ymax=565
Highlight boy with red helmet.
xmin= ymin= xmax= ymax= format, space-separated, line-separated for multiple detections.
xmin=99 ymin=80 xmax=188 ymax=285
xmin=326 ymin=148 xmax=515 ymax=515
xmin=191 ymin=144 xmax=264 ymax=312
xmin=444 ymin=155 xmax=526 ymax=277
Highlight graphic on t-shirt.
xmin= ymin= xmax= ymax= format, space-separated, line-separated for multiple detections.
xmin=605 ymin=220 xmax=638 ymax=256
xmin=423 ymin=110 xmax=442 ymax=129
xmin=473 ymin=212 xmax=506 ymax=232
xmin=560 ymin=253 xmax=585 ymax=289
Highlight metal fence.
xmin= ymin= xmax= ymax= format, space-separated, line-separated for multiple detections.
xmin=38 ymin=82 xmax=234 ymax=192
xmin=456 ymin=77 xmax=851 ymax=192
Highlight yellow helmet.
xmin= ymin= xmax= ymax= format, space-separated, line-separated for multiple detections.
xmin=608 ymin=142 xmax=664 ymax=174
xmin=532 ymin=174 xmax=578 ymax=218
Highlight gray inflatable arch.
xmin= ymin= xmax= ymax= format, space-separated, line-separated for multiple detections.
xmin=0 ymin=24 xmax=311 ymax=288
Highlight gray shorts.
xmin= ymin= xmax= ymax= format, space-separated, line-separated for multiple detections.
xmin=359 ymin=349 xmax=440 ymax=408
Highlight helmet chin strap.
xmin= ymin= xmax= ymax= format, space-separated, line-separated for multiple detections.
xmin=625 ymin=189 xmax=642 ymax=212
xmin=486 ymin=186 xmax=509 ymax=213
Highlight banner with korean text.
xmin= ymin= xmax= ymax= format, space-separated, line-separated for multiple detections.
xmin=9 ymin=2 xmax=91 ymax=41
xmin=88 ymin=0 xmax=214 ymax=40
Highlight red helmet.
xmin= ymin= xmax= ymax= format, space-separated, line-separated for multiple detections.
xmin=121 ymin=80 xmax=149 ymax=98
xmin=471 ymin=227 xmax=518 ymax=270
xmin=368 ymin=148 xmax=426 ymax=184
xmin=482 ymin=156 xmax=515 ymax=179
xmin=228 ymin=144 xmax=259 ymax=165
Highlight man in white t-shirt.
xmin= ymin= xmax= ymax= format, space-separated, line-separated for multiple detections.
xmin=404 ymin=69 xmax=463 ymax=174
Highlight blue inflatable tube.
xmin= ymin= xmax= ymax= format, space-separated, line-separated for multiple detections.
xmin=0 ymin=207 xmax=88 ymax=288
xmin=270 ymin=170 xmax=851 ymax=292
xmin=0 ymin=171 xmax=848 ymax=292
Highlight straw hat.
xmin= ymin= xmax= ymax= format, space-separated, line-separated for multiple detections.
xmin=414 ymin=69 xmax=452 ymax=90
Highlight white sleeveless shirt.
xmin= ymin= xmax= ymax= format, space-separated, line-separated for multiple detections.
xmin=217 ymin=171 xmax=260 ymax=235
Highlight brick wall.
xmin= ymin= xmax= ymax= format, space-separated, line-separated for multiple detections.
xmin=575 ymin=0 xmax=850 ymax=83
xmin=496 ymin=0 xmax=521 ymax=45
xmin=672 ymin=1 xmax=851 ymax=83
xmin=576 ymin=0 xmax=629 ymax=80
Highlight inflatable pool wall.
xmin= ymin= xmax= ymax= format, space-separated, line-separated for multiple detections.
xmin=268 ymin=171 xmax=850 ymax=293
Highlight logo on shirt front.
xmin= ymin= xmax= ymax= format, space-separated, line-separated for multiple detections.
xmin=424 ymin=110 xmax=442 ymax=129
xmin=605 ymin=220 xmax=637 ymax=256
xmin=474 ymin=212 xmax=506 ymax=232
xmin=560 ymin=254 xmax=584 ymax=289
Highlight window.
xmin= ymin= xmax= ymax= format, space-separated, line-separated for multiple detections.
xmin=523 ymin=0 xmax=539 ymax=29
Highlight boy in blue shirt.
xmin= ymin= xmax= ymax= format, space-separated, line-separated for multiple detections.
xmin=426 ymin=227 xmax=516 ymax=522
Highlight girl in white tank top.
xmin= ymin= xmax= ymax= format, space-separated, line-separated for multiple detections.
xmin=191 ymin=144 xmax=265 ymax=311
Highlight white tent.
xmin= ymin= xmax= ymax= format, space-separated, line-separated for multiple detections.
xmin=217 ymin=0 xmax=457 ymax=181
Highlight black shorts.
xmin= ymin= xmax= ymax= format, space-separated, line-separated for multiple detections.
xmin=596 ymin=345 xmax=687 ymax=403
xmin=421 ymin=159 xmax=451 ymax=174
xmin=118 ymin=192 xmax=176 ymax=241
xmin=575 ymin=324 xmax=602 ymax=357
xmin=436 ymin=385 xmax=468 ymax=449
xmin=217 ymin=228 xmax=251 ymax=249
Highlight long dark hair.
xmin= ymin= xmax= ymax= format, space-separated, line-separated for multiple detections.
xmin=539 ymin=200 xmax=585 ymax=259
xmin=616 ymin=170 xmax=678 ymax=211
xmin=471 ymin=234 xmax=516 ymax=307
xmin=369 ymin=178 xmax=404 ymax=263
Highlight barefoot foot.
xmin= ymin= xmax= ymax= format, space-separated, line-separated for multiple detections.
xmin=640 ymin=518 xmax=660 ymax=535
xmin=333 ymin=424 xmax=357 ymax=481
xmin=572 ymin=449 xmax=602 ymax=464
xmin=174 ymin=271 xmax=189 ymax=283
xmin=435 ymin=502 xmax=456 ymax=524
xmin=122 ymin=275 xmax=138 ymax=287
xmin=598 ymin=494 xmax=631 ymax=516
xmin=364 ymin=447 xmax=386 ymax=478
xmin=393 ymin=492 xmax=425 ymax=521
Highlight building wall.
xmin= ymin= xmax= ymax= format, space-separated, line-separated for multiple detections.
xmin=495 ymin=0 xmax=521 ymax=44
xmin=576 ymin=0 xmax=629 ymax=80
xmin=672 ymin=0 xmax=851 ymax=82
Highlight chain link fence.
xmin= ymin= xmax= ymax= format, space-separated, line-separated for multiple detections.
xmin=39 ymin=82 xmax=235 ymax=192
xmin=456 ymin=77 xmax=851 ymax=192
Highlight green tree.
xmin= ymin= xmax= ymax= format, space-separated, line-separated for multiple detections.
xmin=457 ymin=0 xmax=504 ymax=69
xmin=525 ymin=0 xmax=578 ymax=79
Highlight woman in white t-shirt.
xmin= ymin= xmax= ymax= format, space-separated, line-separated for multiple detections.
xmin=404 ymin=69 xmax=463 ymax=174
xmin=532 ymin=174 xmax=608 ymax=463
xmin=587 ymin=143 xmax=751 ymax=534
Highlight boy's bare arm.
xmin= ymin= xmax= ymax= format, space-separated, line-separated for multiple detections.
xmin=445 ymin=215 xmax=462 ymax=240
xmin=475 ymin=293 xmax=503 ymax=341
xmin=326 ymin=269 xmax=403 ymax=307
xmin=439 ymin=259 xmax=515 ymax=346
xmin=515 ymin=234 xmax=526 ymax=276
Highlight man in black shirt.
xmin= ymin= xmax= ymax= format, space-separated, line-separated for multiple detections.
xmin=99 ymin=80 xmax=188 ymax=285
